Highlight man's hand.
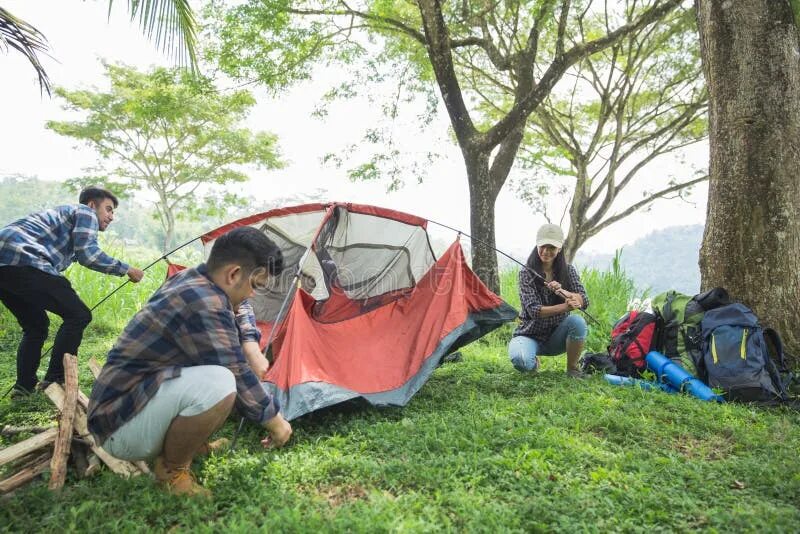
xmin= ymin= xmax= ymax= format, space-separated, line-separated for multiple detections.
xmin=262 ymin=414 xmax=292 ymax=448
xmin=127 ymin=267 xmax=144 ymax=283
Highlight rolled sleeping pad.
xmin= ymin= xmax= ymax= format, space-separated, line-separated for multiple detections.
xmin=604 ymin=374 xmax=679 ymax=393
xmin=645 ymin=351 xmax=725 ymax=402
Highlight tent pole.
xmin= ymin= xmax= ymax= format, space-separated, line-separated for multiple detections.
xmin=1 ymin=236 xmax=202 ymax=399
xmin=426 ymin=219 xmax=601 ymax=328
xmin=229 ymin=248 xmax=312 ymax=451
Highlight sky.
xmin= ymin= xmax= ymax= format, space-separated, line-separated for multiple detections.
xmin=0 ymin=0 xmax=710 ymax=259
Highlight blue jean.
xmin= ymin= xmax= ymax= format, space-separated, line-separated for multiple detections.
xmin=508 ymin=314 xmax=588 ymax=372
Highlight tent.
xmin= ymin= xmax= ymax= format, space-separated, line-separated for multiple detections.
xmin=192 ymin=202 xmax=518 ymax=420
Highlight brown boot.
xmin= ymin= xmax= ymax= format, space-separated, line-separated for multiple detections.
xmin=154 ymin=456 xmax=211 ymax=497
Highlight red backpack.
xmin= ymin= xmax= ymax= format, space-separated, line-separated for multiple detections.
xmin=609 ymin=311 xmax=660 ymax=377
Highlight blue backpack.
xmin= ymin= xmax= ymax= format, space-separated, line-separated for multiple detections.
xmin=699 ymin=303 xmax=790 ymax=403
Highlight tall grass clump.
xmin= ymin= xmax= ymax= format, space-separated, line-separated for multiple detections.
xmin=580 ymin=250 xmax=649 ymax=352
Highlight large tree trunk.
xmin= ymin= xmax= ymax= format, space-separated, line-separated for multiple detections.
xmin=466 ymin=150 xmax=501 ymax=294
xmin=696 ymin=0 xmax=800 ymax=364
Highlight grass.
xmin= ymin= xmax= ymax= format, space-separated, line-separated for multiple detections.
xmin=1 ymin=260 xmax=799 ymax=532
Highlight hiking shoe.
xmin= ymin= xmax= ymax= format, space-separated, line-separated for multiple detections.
xmin=566 ymin=369 xmax=587 ymax=380
xmin=9 ymin=384 xmax=36 ymax=400
xmin=154 ymin=457 xmax=211 ymax=497
xmin=197 ymin=438 xmax=230 ymax=457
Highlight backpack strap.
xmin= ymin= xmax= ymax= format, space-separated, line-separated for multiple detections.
xmin=763 ymin=328 xmax=788 ymax=372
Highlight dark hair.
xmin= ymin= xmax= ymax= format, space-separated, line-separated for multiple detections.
xmin=207 ymin=226 xmax=284 ymax=276
xmin=526 ymin=245 xmax=571 ymax=290
xmin=79 ymin=186 xmax=119 ymax=208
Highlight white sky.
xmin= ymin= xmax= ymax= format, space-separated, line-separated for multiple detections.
xmin=0 ymin=0 xmax=709 ymax=258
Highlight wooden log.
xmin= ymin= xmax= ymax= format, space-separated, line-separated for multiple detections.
xmin=44 ymin=384 xmax=139 ymax=478
xmin=1 ymin=425 xmax=54 ymax=437
xmin=0 ymin=428 xmax=58 ymax=467
xmin=85 ymin=453 xmax=101 ymax=478
xmin=88 ymin=357 xmax=102 ymax=379
xmin=0 ymin=452 xmax=51 ymax=493
xmin=133 ymin=461 xmax=151 ymax=475
xmin=77 ymin=389 xmax=90 ymax=412
xmin=49 ymin=353 xmax=79 ymax=490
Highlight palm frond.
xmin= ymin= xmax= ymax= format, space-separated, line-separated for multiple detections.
xmin=111 ymin=0 xmax=198 ymax=71
xmin=0 ymin=7 xmax=51 ymax=94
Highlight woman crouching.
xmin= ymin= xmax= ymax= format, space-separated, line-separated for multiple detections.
xmin=509 ymin=224 xmax=590 ymax=378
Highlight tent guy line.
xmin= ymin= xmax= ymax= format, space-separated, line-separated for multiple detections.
xmin=425 ymin=218 xmax=601 ymax=328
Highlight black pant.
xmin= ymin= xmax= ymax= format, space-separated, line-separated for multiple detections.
xmin=0 ymin=266 xmax=91 ymax=390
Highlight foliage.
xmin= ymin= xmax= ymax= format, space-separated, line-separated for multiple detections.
xmin=0 ymin=0 xmax=198 ymax=94
xmin=508 ymin=1 xmax=708 ymax=258
xmin=208 ymin=0 xmax=686 ymax=292
xmin=2 ymin=253 xmax=800 ymax=530
xmin=0 ymin=6 xmax=50 ymax=93
xmin=47 ymin=63 xmax=284 ymax=251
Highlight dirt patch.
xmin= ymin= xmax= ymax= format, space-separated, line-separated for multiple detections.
xmin=672 ymin=434 xmax=735 ymax=461
xmin=318 ymin=483 xmax=369 ymax=507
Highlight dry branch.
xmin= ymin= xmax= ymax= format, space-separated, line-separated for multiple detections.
xmin=88 ymin=356 xmax=102 ymax=379
xmin=49 ymin=353 xmax=79 ymax=490
xmin=0 ymin=452 xmax=51 ymax=493
xmin=44 ymin=384 xmax=140 ymax=478
xmin=1 ymin=425 xmax=54 ymax=437
xmin=0 ymin=428 xmax=58 ymax=467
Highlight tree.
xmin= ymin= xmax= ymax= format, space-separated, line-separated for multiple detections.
xmin=511 ymin=2 xmax=707 ymax=261
xmin=695 ymin=1 xmax=800 ymax=360
xmin=211 ymin=0 xmax=683 ymax=292
xmin=47 ymin=63 xmax=284 ymax=251
xmin=0 ymin=0 xmax=197 ymax=94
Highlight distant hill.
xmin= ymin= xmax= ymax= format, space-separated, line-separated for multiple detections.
xmin=576 ymin=225 xmax=704 ymax=295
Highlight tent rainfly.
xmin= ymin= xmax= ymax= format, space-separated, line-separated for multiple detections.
xmin=181 ymin=202 xmax=518 ymax=420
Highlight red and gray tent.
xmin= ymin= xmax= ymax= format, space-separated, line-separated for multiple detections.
xmin=192 ymin=202 xmax=517 ymax=420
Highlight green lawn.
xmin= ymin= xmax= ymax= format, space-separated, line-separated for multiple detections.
xmin=2 ymin=331 xmax=799 ymax=533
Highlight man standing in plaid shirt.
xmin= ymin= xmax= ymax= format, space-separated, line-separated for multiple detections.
xmin=88 ymin=227 xmax=292 ymax=496
xmin=0 ymin=186 xmax=144 ymax=397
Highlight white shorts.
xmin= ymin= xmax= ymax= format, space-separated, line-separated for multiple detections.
xmin=102 ymin=365 xmax=236 ymax=461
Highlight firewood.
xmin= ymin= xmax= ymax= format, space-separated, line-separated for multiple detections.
xmin=49 ymin=353 xmax=79 ymax=490
xmin=85 ymin=453 xmax=101 ymax=477
xmin=134 ymin=461 xmax=151 ymax=475
xmin=0 ymin=452 xmax=51 ymax=493
xmin=44 ymin=383 xmax=139 ymax=478
xmin=0 ymin=428 xmax=58 ymax=467
xmin=88 ymin=357 xmax=102 ymax=379
xmin=1 ymin=425 xmax=54 ymax=437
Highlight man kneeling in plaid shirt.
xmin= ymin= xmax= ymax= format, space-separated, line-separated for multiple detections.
xmin=88 ymin=227 xmax=292 ymax=496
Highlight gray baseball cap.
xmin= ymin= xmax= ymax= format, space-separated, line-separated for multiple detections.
xmin=536 ymin=224 xmax=564 ymax=248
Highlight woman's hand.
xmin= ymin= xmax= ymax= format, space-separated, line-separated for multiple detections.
xmin=546 ymin=280 xmax=562 ymax=292
xmin=565 ymin=293 xmax=583 ymax=310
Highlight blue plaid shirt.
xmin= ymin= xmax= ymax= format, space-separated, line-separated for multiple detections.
xmin=514 ymin=264 xmax=590 ymax=342
xmin=88 ymin=263 xmax=280 ymax=444
xmin=0 ymin=204 xmax=129 ymax=277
